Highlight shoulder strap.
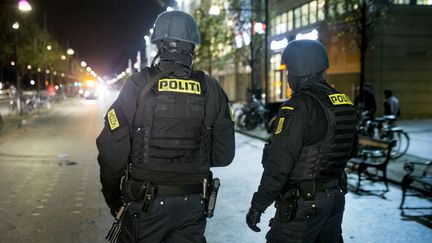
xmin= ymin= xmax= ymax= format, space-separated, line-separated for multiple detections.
xmin=193 ymin=70 xmax=212 ymax=127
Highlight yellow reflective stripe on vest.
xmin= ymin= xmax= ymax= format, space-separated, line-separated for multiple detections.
xmin=328 ymin=93 xmax=353 ymax=105
xmin=107 ymin=109 xmax=120 ymax=130
xmin=281 ymin=106 xmax=294 ymax=110
xmin=158 ymin=78 xmax=201 ymax=95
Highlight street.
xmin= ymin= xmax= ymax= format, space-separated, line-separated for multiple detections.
xmin=0 ymin=97 xmax=431 ymax=243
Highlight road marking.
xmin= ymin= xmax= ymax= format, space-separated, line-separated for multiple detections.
xmin=32 ymin=213 xmax=41 ymax=216
xmin=74 ymin=203 xmax=83 ymax=207
xmin=36 ymin=205 xmax=45 ymax=209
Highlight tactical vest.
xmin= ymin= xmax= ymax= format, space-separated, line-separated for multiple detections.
xmin=129 ymin=68 xmax=210 ymax=182
xmin=288 ymin=86 xmax=357 ymax=182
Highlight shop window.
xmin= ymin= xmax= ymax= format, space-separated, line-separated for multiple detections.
xmin=288 ymin=10 xmax=293 ymax=31
xmin=301 ymin=4 xmax=309 ymax=27
xmin=309 ymin=0 xmax=317 ymax=24
xmin=416 ymin=0 xmax=432 ymax=5
xmin=318 ymin=0 xmax=325 ymax=21
xmin=294 ymin=7 xmax=301 ymax=29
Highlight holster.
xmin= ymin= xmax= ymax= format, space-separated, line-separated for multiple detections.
xmin=203 ymin=172 xmax=220 ymax=218
xmin=277 ymin=187 xmax=300 ymax=223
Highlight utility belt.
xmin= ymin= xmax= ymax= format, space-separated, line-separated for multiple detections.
xmin=275 ymin=177 xmax=347 ymax=223
xmin=121 ymin=175 xmax=220 ymax=218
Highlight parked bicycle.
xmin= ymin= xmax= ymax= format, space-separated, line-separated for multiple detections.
xmin=358 ymin=112 xmax=410 ymax=159
xmin=235 ymin=96 xmax=282 ymax=132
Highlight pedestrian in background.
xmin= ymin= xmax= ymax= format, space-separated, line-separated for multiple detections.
xmin=384 ymin=89 xmax=400 ymax=118
xmin=354 ymin=83 xmax=377 ymax=119
xmin=96 ymin=10 xmax=235 ymax=243
xmin=246 ymin=39 xmax=358 ymax=243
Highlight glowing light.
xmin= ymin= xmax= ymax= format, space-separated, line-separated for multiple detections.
xmin=55 ymin=85 xmax=59 ymax=90
xmin=144 ymin=35 xmax=150 ymax=43
xmin=67 ymin=48 xmax=75 ymax=55
xmin=86 ymin=80 xmax=95 ymax=87
xmin=30 ymin=80 xmax=35 ymax=85
xmin=133 ymin=62 xmax=140 ymax=69
xmin=80 ymin=61 xmax=87 ymax=67
xmin=11 ymin=61 xmax=16 ymax=66
xmin=86 ymin=67 xmax=92 ymax=72
xmin=53 ymin=71 xmax=57 ymax=75
xmin=18 ymin=1 xmax=32 ymax=12
xmin=46 ymin=69 xmax=50 ymax=74
xmin=0 ymin=82 xmax=3 ymax=89
xmin=79 ymin=89 xmax=84 ymax=95
xmin=209 ymin=5 xmax=221 ymax=15
xmin=242 ymin=32 xmax=251 ymax=46
xmin=12 ymin=22 xmax=20 ymax=30
xmin=126 ymin=68 xmax=131 ymax=74
xmin=295 ymin=29 xmax=319 ymax=41
xmin=61 ymin=55 xmax=66 ymax=60
xmin=47 ymin=45 xmax=52 ymax=51
xmin=150 ymin=51 xmax=157 ymax=57
xmin=37 ymin=68 xmax=41 ymax=72
xmin=167 ymin=7 xmax=174 ymax=12
xmin=27 ymin=65 xmax=32 ymax=70
xmin=270 ymin=38 xmax=288 ymax=51
xmin=254 ymin=22 xmax=265 ymax=35
xmin=227 ymin=20 xmax=234 ymax=27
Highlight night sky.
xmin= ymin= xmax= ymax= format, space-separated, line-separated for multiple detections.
xmin=33 ymin=0 xmax=174 ymax=77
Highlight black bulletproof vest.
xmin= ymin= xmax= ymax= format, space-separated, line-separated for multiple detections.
xmin=288 ymin=86 xmax=357 ymax=182
xmin=129 ymin=68 xmax=209 ymax=182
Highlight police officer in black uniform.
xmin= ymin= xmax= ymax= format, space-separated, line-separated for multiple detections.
xmin=97 ymin=10 xmax=235 ymax=243
xmin=246 ymin=40 xmax=358 ymax=242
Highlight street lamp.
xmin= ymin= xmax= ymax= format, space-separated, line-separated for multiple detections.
xmin=66 ymin=48 xmax=75 ymax=55
xmin=80 ymin=61 xmax=87 ymax=67
xmin=12 ymin=22 xmax=20 ymax=30
xmin=61 ymin=55 xmax=66 ymax=60
xmin=18 ymin=0 xmax=32 ymax=12
xmin=47 ymin=45 xmax=52 ymax=51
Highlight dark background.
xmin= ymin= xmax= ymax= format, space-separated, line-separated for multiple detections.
xmin=32 ymin=0 xmax=174 ymax=76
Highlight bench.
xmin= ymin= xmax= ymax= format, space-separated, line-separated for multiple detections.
xmin=399 ymin=161 xmax=432 ymax=209
xmin=346 ymin=137 xmax=396 ymax=192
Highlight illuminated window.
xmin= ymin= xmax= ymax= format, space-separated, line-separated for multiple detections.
xmin=281 ymin=12 xmax=287 ymax=33
xmin=271 ymin=17 xmax=276 ymax=35
xmin=288 ymin=10 xmax=293 ymax=31
xmin=417 ymin=0 xmax=432 ymax=5
xmin=309 ymin=0 xmax=317 ymax=24
xmin=392 ymin=0 xmax=410 ymax=4
xmin=301 ymin=4 xmax=309 ymax=27
xmin=318 ymin=0 xmax=325 ymax=21
xmin=294 ymin=8 xmax=301 ymax=29
xmin=276 ymin=15 xmax=282 ymax=34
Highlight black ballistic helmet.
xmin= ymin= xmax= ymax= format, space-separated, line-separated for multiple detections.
xmin=282 ymin=40 xmax=329 ymax=76
xmin=151 ymin=10 xmax=201 ymax=46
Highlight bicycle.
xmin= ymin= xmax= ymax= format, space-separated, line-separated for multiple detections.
xmin=358 ymin=114 xmax=410 ymax=159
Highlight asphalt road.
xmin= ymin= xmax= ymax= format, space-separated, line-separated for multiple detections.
xmin=0 ymin=96 xmax=430 ymax=243
xmin=0 ymin=97 xmax=111 ymax=243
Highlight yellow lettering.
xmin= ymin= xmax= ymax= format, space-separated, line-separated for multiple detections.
xmin=157 ymin=79 xmax=201 ymax=95
xmin=107 ymin=109 xmax=120 ymax=130
xmin=328 ymin=94 xmax=353 ymax=106
xmin=274 ymin=117 xmax=285 ymax=135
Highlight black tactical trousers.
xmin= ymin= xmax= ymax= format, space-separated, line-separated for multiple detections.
xmin=267 ymin=187 xmax=345 ymax=243
xmin=117 ymin=193 xmax=207 ymax=243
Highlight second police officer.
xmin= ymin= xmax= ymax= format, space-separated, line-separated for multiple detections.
xmin=246 ymin=39 xmax=358 ymax=242
xmin=96 ymin=10 xmax=235 ymax=243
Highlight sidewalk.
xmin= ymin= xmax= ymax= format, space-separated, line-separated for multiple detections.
xmin=235 ymin=119 xmax=432 ymax=191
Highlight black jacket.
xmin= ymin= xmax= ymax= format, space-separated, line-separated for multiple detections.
xmin=251 ymin=81 xmax=357 ymax=213
xmin=96 ymin=63 xmax=235 ymax=208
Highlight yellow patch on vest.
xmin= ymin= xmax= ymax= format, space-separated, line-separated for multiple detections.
xmin=107 ymin=109 xmax=120 ymax=130
xmin=281 ymin=106 xmax=294 ymax=110
xmin=328 ymin=93 xmax=353 ymax=105
xmin=158 ymin=78 xmax=201 ymax=95
xmin=274 ymin=117 xmax=285 ymax=135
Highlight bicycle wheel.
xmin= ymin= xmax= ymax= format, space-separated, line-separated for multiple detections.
xmin=387 ymin=130 xmax=410 ymax=159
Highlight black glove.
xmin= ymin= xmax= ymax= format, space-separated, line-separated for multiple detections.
xmin=108 ymin=197 xmax=123 ymax=218
xmin=246 ymin=207 xmax=262 ymax=232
